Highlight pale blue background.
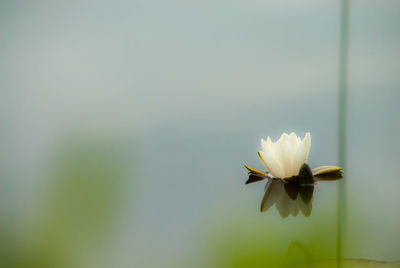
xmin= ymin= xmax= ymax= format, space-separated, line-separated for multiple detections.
xmin=1 ymin=1 xmax=399 ymax=267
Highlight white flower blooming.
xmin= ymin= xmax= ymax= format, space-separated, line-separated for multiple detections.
xmin=258 ymin=132 xmax=311 ymax=179
xmin=245 ymin=132 xmax=343 ymax=214
xmin=245 ymin=132 xmax=342 ymax=182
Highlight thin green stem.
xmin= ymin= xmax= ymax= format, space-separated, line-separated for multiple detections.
xmin=337 ymin=0 xmax=350 ymax=267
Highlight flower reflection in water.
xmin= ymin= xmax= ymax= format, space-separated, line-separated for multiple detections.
xmin=246 ymin=163 xmax=342 ymax=218
xmin=260 ymin=179 xmax=313 ymax=218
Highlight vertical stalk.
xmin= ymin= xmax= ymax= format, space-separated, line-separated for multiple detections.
xmin=337 ymin=0 xmax=350 ymax=267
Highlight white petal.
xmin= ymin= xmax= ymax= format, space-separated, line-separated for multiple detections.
xmin=260 ymin=138 xmax=268 ymax=152
xmin=287 ymin=132 xmax=299 ymax=175
xmin=303 ymin=132 xmax=311 ymax=160
xmin=277 ymin=139 xmax=294 ymax=177
xmin=292 ymin=132 xmax=311 ymax=176
xmin=277 ymin=132 xmax=304 ymax=178
xmin=259 ymin=137 xmax=284 ymax=178
xmin=288 ymin=132 xmax=298 ymax=147
xmin=278 ymin=132 xmax=289 ymax=143
xmin=258 ymin=132 xmax=311 ymax=179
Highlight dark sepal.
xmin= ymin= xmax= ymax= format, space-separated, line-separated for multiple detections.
xmin=297 ymin=163 xmax=315 ymax=185
xmin=245 ymin=174 xmax=267 ymax=184
xmin=314 ymin=171 xmax=343 ymax=181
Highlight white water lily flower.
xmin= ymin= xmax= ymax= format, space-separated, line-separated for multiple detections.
xmin=245 ymin=133 xmax=343 ymax=214
xmin=258 ymin=132 xmax=311 ymax=179
xmin=244 ymin=132 xmax=342 ymax=182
